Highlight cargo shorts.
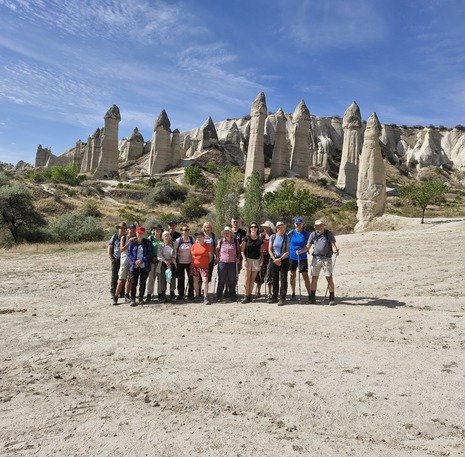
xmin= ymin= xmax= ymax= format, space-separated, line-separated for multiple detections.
xmin=310 ymin=256 xmax=333 ymax=277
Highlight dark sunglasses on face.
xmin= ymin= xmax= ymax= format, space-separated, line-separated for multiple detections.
xmin=182 ymin=228 xmax=189 ymax=231
xmin=250 ymin=225 xmax=258 ymax=228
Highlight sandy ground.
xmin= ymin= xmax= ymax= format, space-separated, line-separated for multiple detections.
xmin=1 ymin=216 xmax=464 ymax=457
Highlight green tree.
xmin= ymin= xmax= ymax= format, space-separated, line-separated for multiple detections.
xmin=242 ymin=171 xmax=264 ymax=225
xmin=399 ymin=180 xmax=448 ymax=223
xmin=48 ymin=213 xmax=104 ymax=242
xmin=214 ymin=166 xmax=242 ymax=228
xmin=180 ymin=195 xmax=208 ymax=221
xmin=263 ymin=180 xmax=323 ymax=224
xmin=0 ymin=185 xmax=46 ymax=243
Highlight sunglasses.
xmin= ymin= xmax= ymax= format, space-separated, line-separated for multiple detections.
xmin=250 ymin=225 xmax=258 ymax=229
xmin=181 ymin=228 xmax=190 ymax=231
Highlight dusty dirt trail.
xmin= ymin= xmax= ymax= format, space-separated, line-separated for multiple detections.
xmin=1 ymin=216 xmax=464 ymax=456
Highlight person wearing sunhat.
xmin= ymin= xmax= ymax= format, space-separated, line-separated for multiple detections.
xmin=146 ymin=224 xmax=163 ymax=302
xmin=301 ymin=219 xmax=339 ymax=305
xmin=108 ymin=222 xmax=126 ymax=303
xmin=268 ymin=221 xmax=290 ymax=306
xmin=216 ymin=226 xmax=241 ymax=302
xmin=127 ymin=226 xmax=152 ymax=306
xmin=254 ymin=221 xmax=275 ymax=299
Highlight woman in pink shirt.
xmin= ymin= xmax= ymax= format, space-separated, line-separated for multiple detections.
xmin=215 ymin=226 xmax=240 ymax=302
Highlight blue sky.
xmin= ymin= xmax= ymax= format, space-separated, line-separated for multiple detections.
xmin=1 ymin=0 xmax=464 ymax=165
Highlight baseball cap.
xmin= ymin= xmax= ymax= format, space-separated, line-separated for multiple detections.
xmin=128 ymin=223 xmax=136 ymax=229
xmin=136 ymin=226 xmax=146 ymax=234
xmin=294 ymin=216 xmax=304 ymax=224
xmin=168 ymin=220 xmax=177 ymax=226
xmin=314 ymin=219 xmax=325 ymax=226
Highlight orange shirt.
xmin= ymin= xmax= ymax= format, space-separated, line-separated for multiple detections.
xmin=191 ymin=242 xmax=211 ymax=268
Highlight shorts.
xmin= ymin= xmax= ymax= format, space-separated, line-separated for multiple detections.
xmin=190 ymin=265 xmax=209 ymax=278
xmin=310 ymin=256 xmax=333 ymax=277
xmin=118 ymin=259 xmax=130 ymax=280
xmin=245 ymin=258 xmax=261 ymax=272
xmin=290 ymin=258 xmax=308 ymax=273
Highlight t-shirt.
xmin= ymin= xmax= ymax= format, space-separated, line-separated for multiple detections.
xmin=202 ymin=232 xmax=216 ymax=258
xmin=244 ymin=236 xmax=262 ymax=260
xmin=147 ymin=235 xmax=162 ymax=258
xmin=261 ymin=234 xmax=270 ymax=254
xmin=232 ymin=228 xmax=246 ymax=244
xmin=307 ymin=230 xmax=336 ymax=258
xmin=288 ymin=229 xmax=310 ymax=261
xmin=191 ymin=243 xmax=211 ymax=268
xmin=271 ymin=234 xmax=287 ymax=257
xmin=218 ymin=239 xmax=238 ymax=263
xmin=170 ymin=230 xmax=182 ymax=242
xmin=175 ymin=236 xmax=194 ymax=264
xmin=108 ymin=233 xmax=121 ymax=259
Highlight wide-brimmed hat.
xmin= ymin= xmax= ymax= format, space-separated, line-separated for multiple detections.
xmin=314 ymin=219 xmax=325 ymax=226
xmin=260 ymin=220 xmax=275 ymax=231
xmin=115 ymin=222 xmax=127 ymax=229
xmin=136 ymin=226 xmax=146 ymax=234
xmin=276 ymin=221 xmax=285 ymax=228
xmin=222 ymin=226 xmax=232 ymax=235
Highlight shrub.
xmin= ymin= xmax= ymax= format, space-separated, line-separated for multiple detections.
xmin=26 ymin=164 xmax=85 ymax=186
xmin=180 ymin=195 xmax=208 ymax=221
xmin=143 ymin=178 xmax=188 ymax=206
xmin=159 ymin=212 xmax=179 ymax=225
xmin=48 ymin=213 xmax=105 ymax=242
xmin=184 ymin=165 xmax=204 ymax=186
xmin=0 ymin=171 xmax=10 ymax=186
xmin=242 ymin=172 xmax=264 ymax=226
xmin=81 ymin=199 xmax=102 ymax=218
xmin=117 ymin=206 xmax=145 ymax=226
xmin=214 ymin=166 xmax=242 ymax=227
xmin=263 ymin=180 xmax=324 ymax=224
xmin=205 ymin=161 xmax=217 ymax=173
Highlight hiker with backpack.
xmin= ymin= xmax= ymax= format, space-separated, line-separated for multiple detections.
xmin=288 ymin=216 xmax=312 ymax=302
xmin=254 ymin=220 xmax=274 ymax=299
xmin=202 ymin=221 xmax=217 ymax=284
xmin=157 ymin=231 xmax=176 ymax=302
xmin=267 ymin=221 xmax=290 ymax=306
xmin=146 ymin=224 xmax=163 ymax=302
xmin=240 ymin=222 xmax=263 ymax=303
xmin=300 ymin=219 xmax=339 ymax=305
xmin=113 ymin=223 xmax=136 ymax=305
xmin=108 ymin=222 xmax=126 ymax=303
xmin=127 ymin=226 xmax=152 ymax=307
xmin=216 ymin=226 xmax=241 ymax=302
xmin=173 ymin=224 xmax=195 ymax=301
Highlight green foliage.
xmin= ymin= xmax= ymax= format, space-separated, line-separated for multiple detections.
xmin=118 ymin=206 xmax=145 ymax=226
xmin=81 ymin=199 xmax=102 ymax=218
xmin=0 ymin=184 xmax=46 ymax=243
xmin=184 ymin=165 xmax=204 ymax=185
xmin=48 ymin=213 xmax=104 ymax=242
xmin=205 ymin=161 xmax=217 ymax=173
xmin=340 ymin=199 xmax=358 ymax=212
xmin=399 ymin=180 xmax=448 ymax=223
xmin=263 ymin=180 xmax=324 ymax=224
xmin=242 ymin=172 xmax=264 ymax=226
xmin=26 ymin=164 xmax=85 ymax=186
xmin=159 ymin=212 xmax=179 ymax=225
xmin=180 ymin=195 xmax=208 ymax=221
xmin=143 ymin=178 xmax=188 ymax=206
xmin=0 ymin=171 xmax=10 ymax=186
xmin=214 ymin=166 xmax=242 ymax=228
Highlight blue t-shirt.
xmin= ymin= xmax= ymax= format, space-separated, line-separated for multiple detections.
xmin=288 ymin=229 xmax=310 ymax=261
xmin=272 ymin=234 xmax=286 ymax=257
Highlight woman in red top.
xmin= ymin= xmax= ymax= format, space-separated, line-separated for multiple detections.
xmin=191 ymin=232 xmax=213 ymax=305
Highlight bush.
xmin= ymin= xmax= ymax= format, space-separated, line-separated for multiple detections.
xmin=184 ymin=165 xmax=204 ymax=185
xmin=117 ymin=206 xmax=145 ymax=226
xmin=263 ymin=180 xmax=324 ymax=224
xmin=143 ymin=178 xmax=188 ymax=206
xmin=180 ymin=195 xmax=208 ymax=221
xmin=48 ymin=213 xmax=105 ymax=242
xmin=242 ymin=172 xmax=264 ymax=226
xmin=81 ymin=199 xmax=102 ymax=218
xmin=159 ymin=212 xmax=179 ymax=225
xmin=205 ymin=161 xmax=217 ymax=173
xmin=26 ymin=164 xmax=85 ymax=186
xmin=214 ymin=166 xmax=242 ymax=227
xmin=0 ymin=171 xmax=10 ymax=186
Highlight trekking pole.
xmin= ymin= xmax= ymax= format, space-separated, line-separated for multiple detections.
xmin=296 ymin=251 xmax=301 ymax=302
xmin=322 ymin=255 xmax=338 ymax=304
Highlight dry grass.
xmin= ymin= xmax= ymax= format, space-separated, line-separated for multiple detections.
xmin=0 ymin=240 xmax=106 ymax=254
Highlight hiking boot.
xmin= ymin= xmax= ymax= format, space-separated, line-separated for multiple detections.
xmin=309 ymin=291 xmax=316 ymax=304
xmin=170 ymin=291 xmax=177 ymax=301
xmin=194 ymin=295 xmax=202 ymax=303
xmin=112 ymin=297 xmax=118 ymax=306
xmin=203 ymin=297 xmax=211 ymax=306
xmin=146 ymin=294 xmax=152 ymax=302
xmin=329 ymin=292 xmax=336 ymax=306
xmin=277 ymin=298 xmax=285 ymax=306
xmin=130 ymin=299 xmax=137 ymax=307
xmin=241 ymin=295 xmax=252 ymax=304
xmin=267 ymin=297 xmax=278 ymax=304
xmin=125 ymin=294 xmax=131 ymax=303
xmin=138 ymin=297 xmax=144 ymax=305
xmin=291 ymin=293 xmax=296 ymax=301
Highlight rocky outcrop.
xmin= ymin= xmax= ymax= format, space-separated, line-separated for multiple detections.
xmin=405 ymin=129 xmax=451 ymax=169
xmin=147 ymin=110 xmax=172 ymax=175
xmin=121 ymin=127 xmax=144 ymax=163
xmin=289 ymin=100 xmax=312 ymax=177
xmin=244 ymin=92 xmax=267 ymax=184
xmin=355 ymin=113 xmax=386 ymax=232
xmin=171 ymin=129 xmax=182 ymax=166
xmin=73 ymin=140 xmax=83 ymax=169
xmin=34 ymin=145 xmax=52 ymax=168
xmin=94 ymin=105 xmax=121 ymax=179
xmin=337 ymin=101 xmax=362 ymax=196
xmin=199 ymin=117 xmax=219 ymax=151
xmin=88 ymin=128 xmax=102 ymax=172
xmin=80 ymin=137 xmax=91 ymax=173
xmin=270 ymin=108 xmax=289 ymax=178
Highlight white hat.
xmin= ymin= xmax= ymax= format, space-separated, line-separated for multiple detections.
xmin=314 ymin=219 xmax=325 ymax=226
xmin=222 ymin=226 xmax=232 ymax=235
xmin=275 ymin=221 xmax=285 ymax=227
xmin=260 ymin=220 xmax=275 ymax=231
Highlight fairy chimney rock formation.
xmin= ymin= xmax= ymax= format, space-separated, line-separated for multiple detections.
xmin=337 ymin=101 xmax=362 ymax=196
xmin=244 ymin=91 xmax=267 ymax=184
xmin=199 ymin=116 xmax=219 ymax=151
xmin=35 ymin=145 xmax=51 ymax=167
xmin=270 ymin=108 xmax=289 ymax=178
xmin=73 ymin=140 xmax=83 ymax=169
xmin=94 ymin=105 xmax=121 ymax=178
xmin=171 ymin=129 xmax=182 ymax=166
xmin=148 ymin=109 xmax=172 ymax=175
xmin=289 ymin=100 xmax=312 ymax=177
xmin=80 ymin=136 xmax=91 ymax=173
xmin=124 ymin=127 xmax=144 ymax=162
xmin=355 ymin=113 xmax=386 ymax=232
xmin=225 ymin=122 xmax=241 ymax=144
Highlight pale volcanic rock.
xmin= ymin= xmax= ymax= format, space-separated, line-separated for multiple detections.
xmin=244 ymin=91 xmax=267 ymax=184
xmin=199 ymin=117 xmax=219 ymax=151
xmin=225 ymin=122 xmax=241 ymax=144
xmin=94 ymin=105 xmax=121 ymax=179
xmin=121 ymin=127 xmax=144 ymax=163
xmin=405 ymin=129 xmax=451 ymax=169
xmin=171 ymin=129 xmax=182 ymax=166
xmin=34 ymin=145 xmax=52 ymax=168
xmin=270 ymin=108 xmax=290 ymax=178
xmin=355 ymin=113 xmax=387 ymax=232
xmin=148 ymin=109 xmax=172 ymax=175
xmin=73 ymin=140 xmax=83 ymax=169
xmin=337 ymin=101 xmax=362 ymax=196
xmin=80 ymin=137 xmax=91 ymax=173
xmin=89 ymin=128 xmax=102 ymax=172
xmin=289 ymin=100 xmax=312 ymax=177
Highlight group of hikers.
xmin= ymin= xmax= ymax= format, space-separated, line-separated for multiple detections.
xmin=108 ymin=217 xmax=340 ymax=307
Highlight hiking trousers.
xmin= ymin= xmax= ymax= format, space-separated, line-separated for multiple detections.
xmin=177 ymin=262 xmax=194 ymax=299
xmin=271 ymin=258 xmax=289 ymax=300
xmin=131 ymin=267 xmax=149 ymax=301
xmin=110 ymin=258 xmax=120 ymax=297
xmin=217 ymin=262 xmax=237 ymax=300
